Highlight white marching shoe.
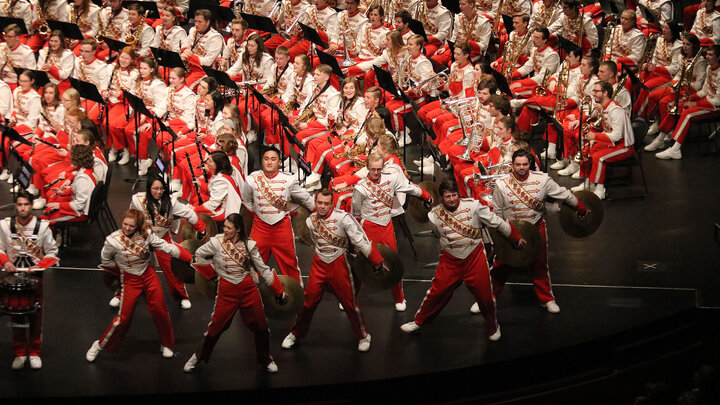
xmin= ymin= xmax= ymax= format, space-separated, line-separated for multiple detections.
xmin=160 ymin=345 xmax=174 ymax=358
xmin=394 ymin=300 xmax=407 ymax=312
xmin=655 ymin=147 xmax=682 ymax=160
xmin=470 ymin=302 xmax=480 ymax=314
xmin=32 ymin=198 xmax=46 ymax=210
xmin=647 ymin=121 xmax=659 ymax=135
xmin=571 ymin=180 xmax=594 ymax=193
xmin=413 ymin=156 xmax=434 ymax=167
xmin=108 ymin=295 xmax=120 ymax=308
xmin=138 ymin=159 xmax=153 ymax=176
xmin=281 ymin=333 xmax=297 ymax=349
xmin=86 ymin=340 xmax=102 ymax=362
xmin=539 ymin=149 xmax=556 ymax=160
xmin=543 ymin=301 xmax=561 ymax=313
xmin=180 ymin=299 xmax=192 ymax=310
xmin=11 ymin=356 xmax=26 ymax=370
xmin=357 ymin=334 xmax=372 ymax=352
xmin=549 ymin=158 xmax=570 ymax=170
xmin=107 ymin=149 xmax=118 ymax=162
xmin=304 ymin=172 xmax=321 ymax=186
xmin=593 ymin=184 xmax=607 ymax=200
xmin=396 ymin=132 xmax=412 ymax=147
xmin=26 ymin=184 xmax=40 ymax=196
xmin=558 ymin=161 xmax=580 ymax=177
xmin=644 ymin=133 xmax=666 ymax=152
xmin=571 ymin=169 xmax=584 ymax=180
xmin=246 ymin=130 xmax=258 ymax=143
xmin=488 ymin=326 xmax=502 ymax=342
xmin=420 ymin=164 xmax=435 ymax=176
xmin=28 ymin=356 xmax=42 ymax=369
xmin=266 ymin=361 xmax=279 ymax=373
xmin=183 ymin=354 xmax=198 ymax=373
xmin=9 ymin=184 xmax=20 ymax=193
xmin=400 ymin=321 xmax=421 ymax=334
xmin=0 ymin=169 xmax=9 ymax=181
xmin=117 ymin=149 xmax=130 ymax=165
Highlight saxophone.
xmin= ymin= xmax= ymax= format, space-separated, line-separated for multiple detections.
xmin=2 ymin=0 xmax=14 ymax=17
xmin=125 ymin=10 xmax=149 ymax=48
xmin=37 ymin=4 xmax=51 ymax=37
xmin=293 ymin=105 xmax=316 ymax=129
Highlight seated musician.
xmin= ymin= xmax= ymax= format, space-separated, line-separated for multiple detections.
xmin=350 ymin=4 xmax=390 ymax=65
xmin=67 ymin=0 xmax=102 ymax=56
xmin=42 ymin=144 xmax=98 ymax=227
xmin=152 ymin=6 xmax=187 ymax=53
xmin=73 ymin=39 xmax=108 ymax=125
xmin=0 ymin=24 xmax=36 ymax=92
xmin=690 ymin=0 xmax=720 ymax=46
xmin=324 ymin=0 xmax=368 ymax=61
xmin=102 ymin=46 xmax=139 ymax=165
xmin=345 ymin=30 xmax=406 ymax=89
xmin=508 ymin=28 xmax=561 ymax=101
xmin=432 ymin=0 xmax=490 ymax=67
xmin=264 ymin=0 xmax=312 ymax=53
xmin=286 ymin=0 xmax=337 ymax=58
xmin=530 ymin=0 xmax=563 ymax=30
xmin=121 ymin=4 xmax=157 ymax=58
xmin=548 ymin=0 xmax=599 ymax=54
xmin=37 ymin=30 xmax=75 ymax=94
xmin=417 ymin=0 xmax=452 ymax=56
xmin=602 ymin=9 xmax=646 ymax=69
xmin=490 ymin=14 xmax=532 ymax=73
xmin=26 ymin=0 xmax=70 ymax=53
xmin=179 ymin=9 xmax=223 ymax=90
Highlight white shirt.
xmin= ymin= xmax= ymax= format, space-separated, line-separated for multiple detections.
xmin=242 ymin=171 xmax=315 ymax=226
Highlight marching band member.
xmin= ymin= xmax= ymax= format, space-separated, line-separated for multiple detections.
xmin=241 ymin=0 xmax=275 ymax=18
xmin=325 ymin=0 xmax=368 ymax=58
xmin=158 ymin=67 xmax=195 ymax=149
xmin=217 ymin=18 xmax=248 ymax=70
xmin=184 ymin=213 xmax=286 ymax=374
xmin=226 ymin=33 xmax=275 ymax=82
xmin=633 ymin=21 xmax=683 ymax=119
xmin=400 ymin=179 xmax=522 ymax=340
xmin=345 ymin=30 xmax=405 ymax=88
xmin=416 ymin=0 xmax=452 ymax=56
xmin=180 ymin=9 xmax=223 ymax=89
xmin=636 ymin=0 xmax=673 ymax=26
xmin=67 ymin=0 xmax=101 ymax=54
xmin=691 ymin=0 xmax=720 ymax=46
xmin=351 ymin=5 xmax=390 ymax=62
xmin=0 ymin=190 xmax=59 ymax=370
xmin=73 ymin=39 xmax=108 ymax=125
xmin=509 ymin=28 xmax=561 ymax=100
xmin=242 ymin=147 xmax=315 ymax=285
xmin=37 ymin=30 xmax=75 ymax=93
xmin=288 ymin=0 xmax=337 ymax=58
xmin=500 ymin=0 xmax=532 ymax=17
xmin=492 ymin=149 xmax=587 ymax=313
xmin=85 ymin=209 xmax=192 ymax=363
xmin=126 ymin=57 xmax=167 ymax=176
xmin=102 ymin=46 xmax=138 ymax=165
xmin=41 ymin=144 xmax=96 ymax=225
xmin=530 ymin=0 xmax=563 ymax=30
xmin=127 ymin=174 xmax=206 ymax=309
xmin=294 ymin=64 xmax=341 ymax=189
xmin=6 ymin=70 xmax=40 ymax=147
xmin=393 ymin=10 xmax=413 ymax=43
xmin=121 ymin=4 xmax=156 ymax=58
xmin=247 ymin=45 xmax=293 ymax=142
xmin=0 ymin=0 xmax=33 ymax=40
xmin=265 ymin=0 xmax=311 ymax=52
xmin=282 ymin=189 xmax=383 ymax=352
xmin=157 ymin=0 xmax=188 ymax=22
xmin=0 ymin=79 xmax=10 ymax=122
xmin=27 ymin=0 xmax=69 ymax=52
xmin=570 ymin=81 xmax=635 ymax=199
xmin=352 ymin=152 xmax=432 ymax=311
xmin=195 ymin=151 xmax=243 ymax=222
xmin=490 ymin=14 xmax=533 ymax=72
xmin=96 ymin=0 xmax=129 ymax=61
xmin=0 ymin=24 xmax=36 ymax=92
xmin=436 ymin=75 xmax=495 ymax=153
xmin=152 ymin=6 xmax=187 ymax=53
xmin=652 ymin=45 xmax=720 ymax=161
xmin=433 ymin=0 xmax=491 ymax=66
xmin=602 ymin=9 xmax=646 ymax=68
xmin=548 ymin=0 xmax=599 ymax=53
xmin=472 ymin=0 xmax=499 ymax=19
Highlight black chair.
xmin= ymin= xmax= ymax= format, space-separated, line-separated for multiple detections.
xmin=55 ymin=180 xmax=105 ymax=250
xmin=604 ymin=120 xmax=649 ymax=201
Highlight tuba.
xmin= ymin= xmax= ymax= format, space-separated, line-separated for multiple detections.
xmin=457 ymin=122 xmax=486 ymax=161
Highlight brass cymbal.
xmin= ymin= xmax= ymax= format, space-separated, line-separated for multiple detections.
xmin=350 ymin=243 xmax=404 ymax=291
xmin=194 ymin=271 xmax=217 ymax=299
xmin=259 ymin=274 xmax=304 ymax=320
xmin=172 ymin=239 xmax=204 ymax=284
xmin=559 ymin=190 xmax=604 ymax=238
xmin=292 ymin=206 xmax=314 ymax=247
xmin=239 ymin=206 xmax=254 ymax=238
xmin=407 ymin=180 xmax=441 ymax=223
xmin=180 ymin=213 xmax=217 ymax=243
xmin=489 ymin=220 xmax=542 ymax=267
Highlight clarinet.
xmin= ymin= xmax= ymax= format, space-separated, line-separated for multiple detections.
xmin=99 ymin=65 xmax=118 ymax=121
xmin=185 ymin=151 xmax=204 ymax=205
xmin=194 ymin=140 xmax=209 ymax=182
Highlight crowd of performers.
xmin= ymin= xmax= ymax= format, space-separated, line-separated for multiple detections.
xmin=0 ymin=0 xmax=718 ymax=374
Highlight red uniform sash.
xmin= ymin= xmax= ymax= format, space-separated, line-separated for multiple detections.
xmin=504 ymin=175 xmax=544 ymax=212
xmin=114 ymin=233 xmax=149 ymax=257
xmin=219 ymin=238 xmax=248 ymax=268
xmin=311 ymin=214 xmax=349 ymax=249
xmin=362 ymin=179 xmax=394 ymax=208
xmin=254 ymin=173 xmax=291 ymax=211
xmin=434 ymin=205 xmax=483 ymax=240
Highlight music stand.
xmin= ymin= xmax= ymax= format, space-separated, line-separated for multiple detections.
xmin=316 ymin=49 xmax=345 ymax=79
xmin=408 ymin=19 xmax=427 ymax=42
xmin=122 ymin=90 xmax=155 ymax=190
xmin=442 ymin=0 xmax=460 ymax=14
xmin=121 ymin=1 xmax=160 ymax=18
xmin=241 ymin=13 xmax=282 ymax=35
xmin=489 ymin=67 xmax=513 ymax=97
xmin=0 ymin=126 xmax=33 ymax=208
xmin=621 ymin=61 xmax=648 ymax=91
xmin=0 ymin=17 xmax=28 ymax=35
xmin=300 ymin=22 xmax=328 ymax=66
xmin=13 ymin=68 xmax=50 ymax=88
xmin=501 ymin=14 xmax=514 ymax=35
xmin=46 ymin=20 xmax=84 ymax=41
xmin=150 ymin=47 xmax=186 ymax=80
xmin=214 ymin=5 xmax=237 ymax=23
xmin=156 ymin=119 xmax=178 ymax=189
xmin=69 ymin=77 xmax=108 ymax=143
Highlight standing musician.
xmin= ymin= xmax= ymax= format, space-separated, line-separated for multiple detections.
xmin=67 ymin=0 xmax=101 ymax=55
xmin=508 ymin=28 xmax=561 ymax=100
xmin=400 ymin=179 xmax=523 ymax=340
xmin=416 ymin=0 xmax=452 ymax=57
xmin=0 ymin=190 xmax=59 ymax=370
xmin=282 ymin=189 xmax=383 ymax=352
xmin=570 ymin=81 xmax=634 ymax=200
xmin=152 ymin=6 xmax=187 ymax=53
xmin=433 ymin=0 xmax=491 ymax=67
xmin=73 ymin=39 xmax=108 ymax=125
xmin=127 ymin=174 xmax=206 ymax=310
xmin=241 ymin=147 xmax=315 ymax=285
xmin=37 ymin=30 xmax=76 ymax=93
xmin=530 ymin=0 xmax=563 ymax=30
xmin=352 ymin=152 xmax=433 ymax=311
xmin=601 ymin=9 xmax=646 ymax=69
xmin=217 ymin=19 xmax=248 ymax=71
xmin=265 ymin=0 xmax=311 ymax=52
xmin=325 ymin=0 xmax=368 ymax=59
xmin=85 ymin=209 xmax=192 ymax=363
xmin=96 ymin=0 xmax=129 ymax=61
xmin=121 ymin=4 xmax=156 ymax=58
xmin=491 ymin=149 xmax=587 ymax=314
xmin=0 ymin=24 xmax=37 ymax=92
xmin=690 ymin=0 xmax=720 ymax=46
xmin=548 ymin=0 xmax=599 ymax=53
xmin=102 ymin=46 xmax=138 ymax=165
xmin=652 ymin=45 xmax=720 ymax=161
xmin=184 ymin=213 xmax=286 ymax=374
xmin=180 ymin=9 xmax=223 ymax=90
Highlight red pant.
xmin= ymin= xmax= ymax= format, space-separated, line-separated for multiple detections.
xmin=661 ymin=98 xmax=718 ymax=145
xmin=581 ymin=141 xmax=634 ymax=184
xmin=362 ymin=220 xmax=403 ymax=303
xmin=156 ymin=234 xmax=189 ymax=301
xmin=98 ymin=268 xmax=174 ymax=352
xmin=633 ymin=67 xmax=672 ymax=118
xmin=107 ymin=103 xmax=130 ymax=150
xmin=291 ymin=255 xmax=368 ymax=340
xmin=492 ymin=220 xmax=554 ymax=304
xmin=250 ymin=215 xmax=302 ymax=285
xmin=196 ymin=276 xmax=272 ymax=365
xmin=12 ymin=275 xmax=43 ymax=357
xmin=414 ymin=245 xmax=498 ymax=336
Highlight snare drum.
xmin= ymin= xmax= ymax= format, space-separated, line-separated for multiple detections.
xmin=0 ymin=273 xmax=40 ymax=315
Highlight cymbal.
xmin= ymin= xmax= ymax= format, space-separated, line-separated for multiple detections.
xmin=489 ymin=220 xmax=542 ymax=267
xmin=350 ymin=243 xmax=404 ymax=291
xmin=239 ymin=206 xmax=254 ymax=238
xmin=559 ymin=190 xmax=604 ymax=238
xmin=194 ymin=271 xmax=217 ymax=299
xmin=292 ymin=206 xmax=314 ymax=247
xmin=407 ymin=180 xmax=440 ymax=223
xmin=172 ymin=239 xmax=204 ymax=284
xmin=259 ymin=274 xmax=304 ymax=320
xmin=180 ymin=213 xmax=217 ymax=243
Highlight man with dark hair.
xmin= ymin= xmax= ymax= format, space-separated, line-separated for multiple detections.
xmin=180 ymin=9 xmax=223 ymax=89
xmin=0 ymin=190 xmax=59 ymax=370
xmin=282 ymin=189 xmax=383 ymax=352
xmin=490 ymin=149 xmax=587 ymax=313
xmin=400 ymin=179 xmax=523 ymax=341
xmin=242 ymin=147 xmax=315 ymax=285
xmin=393 ymin=10 xmax=413 ymax=43
xmin=509 ymin=28 xmax=561 ymax=101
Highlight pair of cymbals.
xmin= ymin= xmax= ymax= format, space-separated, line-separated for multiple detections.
xmin=350 ymin=244 xmax=404 ymax=291
xmin=408 ymin=181 xmax=441 ymax=223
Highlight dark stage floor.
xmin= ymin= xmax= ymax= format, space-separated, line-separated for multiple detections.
xmin=0 ymin=129 xmax=718 ymax=401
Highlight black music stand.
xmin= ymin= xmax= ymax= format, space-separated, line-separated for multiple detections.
xmin=156 ymin=119 xmax=178 ymax=189
xmin=443 ymin=0 xmax=460 ymax=14
xmin=621 ymin=61 xmax=648 ymax=91
xmin=46 ymin=20 xmax=84 ymax=41
xmin=489 ymin=67 xmax=513 ymax=97
xmin=0 ymin=126 xmax=33 ymax=208
xmin=501 ymin=14 xmax=514 ymax=35
xmin=316 ymin=49 xmax=345 ymax=79
xmin=69 ymin=77 xmax=109 ymax=145
xmin=215 ymin=5 xmax=237 ymax=23
xmin=300 ymin=23 xmax=328 ymax=66
xmin=100 ymin=35 xmax=131 ymax=63
xmin=203 ymin=66 xmax=240 ymax=101
xmin=0 ymin=17 xmax=28 ymax=34
xmin=13 ymin=68 xmax=50 ymax=88
xmin=121 ymin=1 xmax=160 ymax=18
xmin=150 ymin=47 xmax=186 ymax=80
xmin=408 ymin=19 xmax=428 ymax=42
xmin=241 ymin=13 xmax=282 ymax=36
xmin=122 ymin=90 xmax=156 ymax=189
xmin=533 ymin=103 xmax=564 ymax=171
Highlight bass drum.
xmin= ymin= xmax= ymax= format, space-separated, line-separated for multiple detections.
xmin=0 ymin=273 xmax=40 ymax=315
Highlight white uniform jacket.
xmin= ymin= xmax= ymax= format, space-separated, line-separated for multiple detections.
xmin=307 ymin=209 xmax=374 ymax=264
xmin=352 ymin=170 xmax=424 ymax=227
xmin=242 ymin=171 xmax=315 ymax=225
xmin=101 ymin=229 xmax=180 ymax=276
xmin=492 ymin=171 xmax=578 ymax=225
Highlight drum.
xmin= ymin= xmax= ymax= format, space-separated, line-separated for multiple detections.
xmin=0 ymin=273 xmax=40 ymax=315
